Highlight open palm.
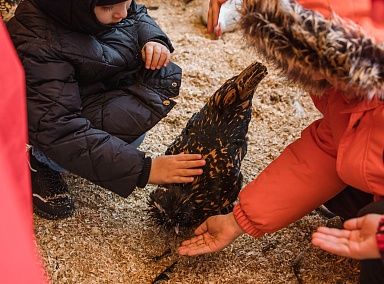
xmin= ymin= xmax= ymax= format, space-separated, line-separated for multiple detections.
xmin=312 ymin=214 xmax=382 ymax=260
xmin=178 ymin=213 xmax=244 ymax=256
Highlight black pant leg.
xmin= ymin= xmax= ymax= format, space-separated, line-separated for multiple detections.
xmin=323 ymin=186 xmax=373 ymax=220
xmin=357 ymin=200 xmax=384 ymax=217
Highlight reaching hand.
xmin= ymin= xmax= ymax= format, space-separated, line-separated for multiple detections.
xmin=312 ymin=214 xmax=382 ymax=260
xmin=178 ymin=212 xmax=244 ymax=256
xmin=148 ymin=153 xmax=205 ymax=184
xmin=141 ymin=41 xmax=170 ymax=70
xmin=207 ymin=0 xmax=227 ymax=37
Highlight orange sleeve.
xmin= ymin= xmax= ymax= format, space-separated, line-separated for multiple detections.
xmin=233 ymin=116 xmax=346 ymax=238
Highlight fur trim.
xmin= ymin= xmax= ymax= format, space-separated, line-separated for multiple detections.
xmin=241 ymin=0 xmax=384 ymax=99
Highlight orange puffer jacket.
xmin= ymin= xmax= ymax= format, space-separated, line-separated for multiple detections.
xmin=235 ymin=0 xmax=384 ymax=237
xmin=235 ymin=89 xmax=384 ymax=237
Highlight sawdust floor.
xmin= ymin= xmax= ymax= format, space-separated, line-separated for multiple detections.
xmin=34 ymin=1 xmax=360 ymax=283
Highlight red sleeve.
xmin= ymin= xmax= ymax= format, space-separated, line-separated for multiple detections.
xmin=233 ymin=108 xmax=346 ymax=237
xmin=0 ymin=21 xmax=47 ymax=283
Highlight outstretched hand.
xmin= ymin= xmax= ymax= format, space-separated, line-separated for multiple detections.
xmin=148 ymin=153 xmax=205 ymax=184
xmin=178 ymin=212 xmax=244 ymax=256
xmin=312 ymin=214 xmax=382 ymax=260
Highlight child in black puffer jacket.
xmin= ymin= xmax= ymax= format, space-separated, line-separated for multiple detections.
xmin=7 ymin=0 xmax=205 ymax=219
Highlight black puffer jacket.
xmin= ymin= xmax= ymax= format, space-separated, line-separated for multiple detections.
xmin=7 ymin=0 xmax=182 ymax=197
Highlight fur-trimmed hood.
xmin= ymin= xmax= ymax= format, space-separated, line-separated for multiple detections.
xmin=241 ymin=0 xmax=384 ymax=99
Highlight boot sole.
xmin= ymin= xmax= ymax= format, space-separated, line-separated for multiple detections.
xmin=33 ymin=205 xmax=74 ymax=220
xmin=33 ymin=194 xmax=75 ymax=220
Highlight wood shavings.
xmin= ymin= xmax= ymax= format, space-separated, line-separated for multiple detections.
xmin=34 ymin=1 xmax=359 ymax=283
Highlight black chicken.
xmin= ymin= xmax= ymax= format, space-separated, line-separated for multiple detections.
xmin=147 ymin=61 xmax=267 ymax=233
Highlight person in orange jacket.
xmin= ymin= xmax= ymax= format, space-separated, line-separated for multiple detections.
xmin=0 ymin=19 xmax=46 ymax=283
xmin=179 ymin=0 xmax=384 ymax=283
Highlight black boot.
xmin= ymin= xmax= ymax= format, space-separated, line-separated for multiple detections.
xmin=30 ymin=156 xmax=74 ymax=219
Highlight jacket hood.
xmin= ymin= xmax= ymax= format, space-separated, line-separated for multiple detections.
xmin=241 ymin=0 xmax=384 ymax=99
xmin=32 ymin=0 xmax=136 ymax=35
